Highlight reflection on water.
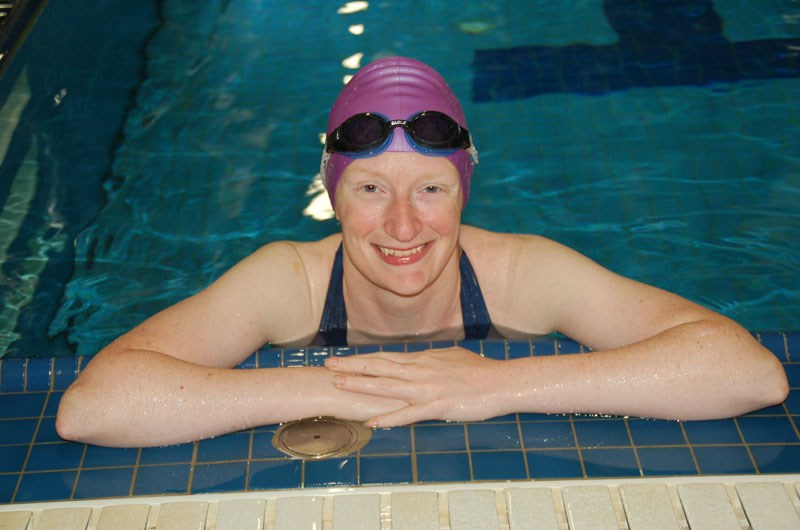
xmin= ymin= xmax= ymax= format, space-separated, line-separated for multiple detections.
xmin=0 ymin=1 xmax=798 ymax=357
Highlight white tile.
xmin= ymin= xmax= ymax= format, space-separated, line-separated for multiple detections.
xmin=0 ymin=511 xmax=32 ymax=530
xmin=274 ymin=496 xmax=323 ymax=530
xmin=505 ymin=488 xmax=560 ymax=530
xmin=735 ymin=482 xmax=800 ymax=530
xmin=677 ymin=483 xmax=741 ymax=530
xmin=448 ymin=489 xmax=499 ymax=530
xmin=216 ymin=499 xmax=266 ymax=530
xmin=333 ymin=494 xmax=381 ymax=530
xmin=390 ymin=491 xmax=440 ymax=530
xmin=562 ymin=486 xmax=618 ymax=530
xmin=37 ymin=507 xmax=92 ymax=530
xmin=619 ymin=484 xmax=681 ymax=530
xmin=96 ymin=504 xmax=150 ymax=530
xmin=156 ymin=502 xmax=208 ymax=530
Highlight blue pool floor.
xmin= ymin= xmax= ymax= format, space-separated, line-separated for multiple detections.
xmin=0 ymin=333 xmax=798 ymax=505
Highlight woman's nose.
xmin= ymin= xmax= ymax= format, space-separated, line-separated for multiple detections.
xmin=385 ymin=196 xmax=422 ymax=242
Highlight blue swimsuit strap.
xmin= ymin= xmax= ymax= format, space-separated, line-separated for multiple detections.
xmin=318 ymin=244 xmax=492 ymax=346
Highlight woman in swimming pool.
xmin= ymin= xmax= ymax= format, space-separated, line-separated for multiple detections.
xmin=56 ymin=57 xmax=788 ymax=447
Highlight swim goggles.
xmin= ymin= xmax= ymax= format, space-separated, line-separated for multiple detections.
xmin=325 ymin=111 xmax=472 ymax=157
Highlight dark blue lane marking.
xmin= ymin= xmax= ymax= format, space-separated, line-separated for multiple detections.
xmin=473 ymin=0 xmax=800 ymax=101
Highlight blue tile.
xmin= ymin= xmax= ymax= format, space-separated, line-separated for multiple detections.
xmin=414 ymin=424 xmax=467 ymax=452
xmin=430 ymin=340 xmax=457 ymax=350
xmin=531 ymin=337 xmax=556 ymax=356
xmin=249 ymin=459 xmax=302 ymax=490
xmin=457 ymin=340 xmax=483 ymax=354
xmin=257 ymin=349 xmax=281 ymax=368
xmin=381 ymin=344 xmax=406 ymax=353
xmin=582 ymin=448 xmax=640 ymax=477
xmin=750 ymin=445 xmax=800 ymax=473
xmin=83 ymin=445 xmax=139 ymax=468
xmin=748 ymin=402 xmax=790 ymax=416
xmin=251 ymin=430 xmax=285 ymax=459
xmin=508 ymin=341 xmax=533 ymax=359
xmin=406 ymin=341 xmax=432 ymax=352
xmin=283 ymin=349 xmax=307 ymax=368
xmin=0 ymin=444 xmax=28 ymax=472
xmin=0 ymin=359 xmax=26 ymax=392
xmin=0 ymin=393 xmax=46 ymax=418
xmin=785 ymin=333 xmax=799 ymax=361
xmin=0 ymin=473 xmax=18 ymax=503
xmin=417 ymin=452 xmax=471 ymax=482
xmin=628 ymin=419 xmax=686 ymax=446
xmin=574 ymin=419 xmax=631 ymax=448
xmin=26 ymin=442 xmax=84 ymax=471
xmin=557 ymin=338 xmax=582 ymax=354
xmin=785 ymin=389 xmax=800 ymax=414
xmin=191 ymin=462 xmax=247 ymax=493
xmin=684 ymin=419 xmax=743 ymax=444
xmin=354 ymin=344 xmax=381 ymax=354
xmin=637 ymin=447 xmax=698 ymax=476
xmin=44 ymin=392 xmax=62 ymax=416
xmin=35 ymin=417 xmax=62 ymax=443
xmin=467 ymin=423 xmax=520 ymax=450
xmin=520 ymin=420 xmax=575 ymax=448
xmin=360 ymin=455 xmax=413 ymax=485
xmin=303 ymin=457 xmax=357 ymax=488
xmin=307 ymin=348 xmax=330 ymax=366
xmin=74 ymin=467 xmax=134 ymax=499
xmin=482 ymin=341 xmax=507 ymax=360
xmin=361 ymin=426 xmax=412 ymax=454
xmin=471 ymin=451 xmax=528 ymax=480
xmin=197 ymin=432 xmax=251 ymax=462
xmin=759 ymin=333 xmax=787 ymax=362
xmin=15 ymin=470 xmax=77 ymax=502
xmin=738 ymin=417 xmax=799 ymax=444
xmin=240 ymin=353 xmax=258 ymax=369
xmin=133 ymin=464 xmax=190 ymax=495
xmin=784 ymin=363 xmax=799 ymax=386
xmin=139 ymin=442 xmax=194 ymax=464
xmin=527 ymin=449 xmax=584 ymax=479
xmin=26 ymin=358 xmax=52 ymax=391
xmin=693 ymin=446 xmax=755 ymax=474
xmin=52 ymin=357 xmax=80 ymax=390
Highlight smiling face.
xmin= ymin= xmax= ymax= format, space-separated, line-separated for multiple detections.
xmin=335 ymin=152 xmax=463 ymax=298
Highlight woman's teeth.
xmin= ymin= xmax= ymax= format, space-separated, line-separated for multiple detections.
xmin=379 ymin=244 xmax=425 ymax=257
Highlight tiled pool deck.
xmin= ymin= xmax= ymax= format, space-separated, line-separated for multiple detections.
xmin=1 ymin=333 xmax=797 ymax=505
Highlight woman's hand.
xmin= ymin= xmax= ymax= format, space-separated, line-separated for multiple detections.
xmin=324 ymin=347 xmax=512 ymax=427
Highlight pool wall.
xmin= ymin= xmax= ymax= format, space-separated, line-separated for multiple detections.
xmin=1 ymin=334 xmax=797 ymax=504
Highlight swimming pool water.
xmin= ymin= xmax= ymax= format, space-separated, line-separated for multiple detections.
xmin=1 ymin=0 xmax=799 ymax=358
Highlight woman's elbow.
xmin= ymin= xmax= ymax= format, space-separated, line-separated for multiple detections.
xmin=55 ymin=382 xmax=97 ymax=443
xmin=758 ymin=359 xmax=790 ymax=409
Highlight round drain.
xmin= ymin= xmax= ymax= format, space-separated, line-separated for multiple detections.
xmin=272 ymin=417 xmax=372 ymax=460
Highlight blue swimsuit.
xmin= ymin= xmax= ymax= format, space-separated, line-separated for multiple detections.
xmin=317 ymin=244 xmax=492 ymax=346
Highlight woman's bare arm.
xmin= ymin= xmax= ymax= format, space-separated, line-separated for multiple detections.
xmin=56 ymin=239 xmax=406 ymax=447
xmin=325 ymin=234 xmax=788 ymax=426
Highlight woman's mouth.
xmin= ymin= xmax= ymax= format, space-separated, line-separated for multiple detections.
xmin=374 ymin=243 xmax=429 ymax=264
xmin=377 ymin=244 xmax=425 ymax=257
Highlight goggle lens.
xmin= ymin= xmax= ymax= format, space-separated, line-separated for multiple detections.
xmin=326 ymin=111 xmax=470 ymax=155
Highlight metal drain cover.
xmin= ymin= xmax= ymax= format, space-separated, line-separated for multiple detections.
xmin=272 ymin=417 xmax=372 ymax=460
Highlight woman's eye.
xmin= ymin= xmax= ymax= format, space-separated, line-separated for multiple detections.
xmin=424 ymin=185 xmax=441 ymax=193
xmin=362 ymin=184 xmax=378 ymax=192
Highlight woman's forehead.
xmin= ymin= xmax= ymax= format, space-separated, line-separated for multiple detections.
xmin=344 ymin=152 xmax=460 ymax=178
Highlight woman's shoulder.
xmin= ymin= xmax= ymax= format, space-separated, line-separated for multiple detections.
xmin=459 ymin=225 xmax=556 ymax=259
xmin=250 ymin=234 xmax=342 ymax=269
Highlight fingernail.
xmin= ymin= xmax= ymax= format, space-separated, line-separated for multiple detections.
xmin=333 ymin=375 xmax=346 ymax=386
xmin=326 ymin=358 xmax=339 ymax=367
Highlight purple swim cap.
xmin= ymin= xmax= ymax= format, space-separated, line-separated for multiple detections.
xmin=321 ymin=57 xmax=477 ymax=208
